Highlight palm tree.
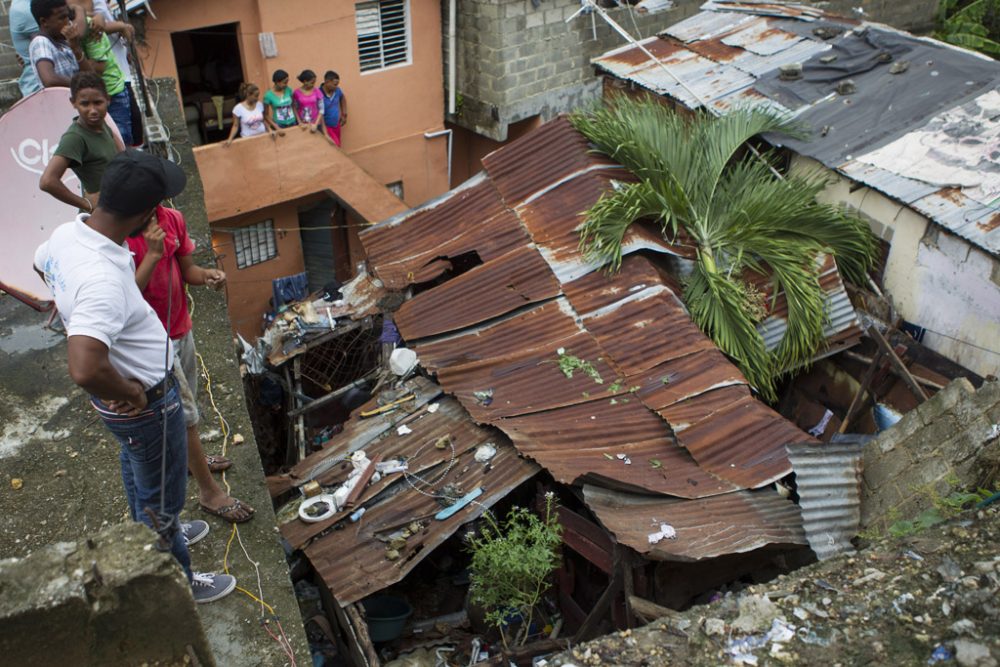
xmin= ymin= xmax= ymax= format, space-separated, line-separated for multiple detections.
xmin=570 ymin=96 xmax=877 ymax=401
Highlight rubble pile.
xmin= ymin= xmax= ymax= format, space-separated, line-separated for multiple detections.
xmin=551 ymin=505 xmax=1000 ymax=667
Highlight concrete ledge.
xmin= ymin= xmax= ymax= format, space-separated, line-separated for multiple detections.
xmin=0 ymin=523 xmax=215 ymax=667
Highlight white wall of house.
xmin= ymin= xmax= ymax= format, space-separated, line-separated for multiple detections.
xmin=792 ymin=156 xmax=1000 ymax=376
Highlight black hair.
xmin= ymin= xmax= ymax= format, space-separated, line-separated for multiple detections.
xmin=272 ymin=69 xmax=289 ymax=83
xmin=237 ymin=81 xmax=260 ymax=101
xmin=324 ymin=71 xmax=340 ymax=81
xmin=69 ymin=71 xmax=108 ymax=100
xmin=31 ymin=0 xmax=67 ymax=23
xmin=297 ymin=69 xmax=316 ymax=83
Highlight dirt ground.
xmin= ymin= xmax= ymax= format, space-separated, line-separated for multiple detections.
xmin=549 ymin=505 xmax=1000 ymax=666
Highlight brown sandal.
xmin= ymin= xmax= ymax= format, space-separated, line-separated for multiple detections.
xmin=200 ymin=498 xmax=255 ymax=523
xmin=205 ymin=455 xmax=233 ymax=473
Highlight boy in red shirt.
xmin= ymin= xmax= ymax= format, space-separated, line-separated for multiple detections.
xmin=128 ymin=205 xmax=254 ymax=523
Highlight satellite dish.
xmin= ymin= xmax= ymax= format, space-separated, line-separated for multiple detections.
xmin=0 ymin=87 xmax=121 ymax=310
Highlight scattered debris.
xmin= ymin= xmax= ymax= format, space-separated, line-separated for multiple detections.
xmin=390 ymin=348 xmax=419 ymax=376
xmin=474 ymin=443 xmax=497 ymax=463
xmin=397 ymin=425 xmax=412 ymax=436
xmin=889 ymin=60 xmax=910 ymax=74
xmin=472 ymin=389 xmax=494 ymax=406
xmin=10 ymin=478 xmax=23 ymax=490
xmin=231 ymin=433 xmax=245 ymax=445
xmin=779 ymin=63 xmax=803 ymax=81
xmin=647 ymin=523 xmax=676 ymax=544
xmin=554 ymin=350 xmax=603 ymax=384
xmin=836 ymin=79 xmax=857 ymax=95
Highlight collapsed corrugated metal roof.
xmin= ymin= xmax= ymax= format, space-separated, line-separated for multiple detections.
xmin=592 ymin=2 xmax=1000 ymax=256
xmin=583 ymin=484 xmax=808 ymax=562
xmin=279 ymin=381 xmax=540 ymax=606
xmin=352 ymin=116 xmax=831 ymax=562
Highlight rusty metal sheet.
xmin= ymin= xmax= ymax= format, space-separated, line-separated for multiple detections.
xmin=360 ymin=175 xmax=530 ymax=289
xmin=591 ymin=35 xmax=688 ymax=75
xmin=414 ymin=300 xmax=582 ymax=373
xmin=393 ymin=245 xmax=562 ymax=341
xmin=630 ymin=350 xmax=748 ymax=416
xmin=584 ymin=485 xmax=807 ymax=562
xmin=499 ymin=396 xmax=738 ymax=498
xmin=625 ymin=52 xmax=756 ymax=109
xmin=482 ymin=116 xmax=616 ymax=207
xmin=285 ymin=376 xmax=443 ymax=485
xmin=281 ymin=396 xmax=496 ymax=550
xmin=701 ymin=1 xmax=827 ymax=21
xmin=720 ymin=18 xmax=804 ymax=56
xmin=562 ymin=254 xmax=684 ymax=318
xmin=672 ymin=392 xmax=809 ymax=488
xmin=662 ymin=10 xmax=755 ymax=43
xmin=582 ymin=287 xmax=716 ymax=376
xmin=305 ymin=438 xmax=538 ymax=606
xmin=339 ymin=270 xmax=385 ymax=319
xmin=654 ymin=383 xmax=753 ymax=431
xmin=786 ymin=436 xmax=866 ymax=561
xmin=435 ymin=331 xmax=627 ymax=421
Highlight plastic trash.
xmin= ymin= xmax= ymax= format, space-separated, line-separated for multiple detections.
xmin=648 ymin=523 xmax=677 ymax=544
xmin=928 ymin=645 xmax=953 ymax=664
xmin=390 ymin=347 xmax=419 ymax=376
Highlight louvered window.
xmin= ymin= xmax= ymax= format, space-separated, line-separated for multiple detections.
xmin=356 ymin=0 xmax=410 ymax=72
xmin=233 ymin=220 xmax=278 ymax=269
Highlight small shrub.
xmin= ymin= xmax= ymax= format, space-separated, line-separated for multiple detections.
xmin=467 ymin=494 xmax=562 ymax=649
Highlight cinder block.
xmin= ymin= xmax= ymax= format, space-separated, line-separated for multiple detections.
xmin=862 ymin=446 xmax=910 ymax=496
xmin=544 ymin=7 xmax=563 ymax=23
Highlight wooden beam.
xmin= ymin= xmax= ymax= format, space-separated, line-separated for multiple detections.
xmin=842 ymin=351 xmax=945 ymax=390
xmin=839 ymin=350 xmax=883 ymax=434
xmin=574 ymin=549 xmax=623 ymax=641
xmin=556 ymin=506 xmax=615 ymax=574
xmin=628 ymin=595 xmax=682 ymax=624
xmin=345 ymin=602 xmax=381 ymax=667
xmin=868 ymin=325 xmax=929 ymax=401
xmin=344 ymin=454 xmax=383 ymax=508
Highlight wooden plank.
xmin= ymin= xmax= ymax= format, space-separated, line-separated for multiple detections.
xmin=574 ymin=564 xmax=622 ymax=641
xmin=331 ymin=598 xmax=370 ymax=667
xmin=869 ymin=325 xmax=929 ymax=401
xmin=556 ymin=507 xmax=615 ymax=574
xmin=839 ymin=351 xmax=883 ymax=434
xmin=344 ymin=454 xmax=383 ymax=509
xmin=842 ymin=351 xmax=945 ymax=390
xmin=345 ymin=602 xmax=381 ymax=667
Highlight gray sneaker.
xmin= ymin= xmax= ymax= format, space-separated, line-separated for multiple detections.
xmin=182 ymin=520 xmax=210 ymax=546
xmin=191 ymin=572 xmax=237 ymax=604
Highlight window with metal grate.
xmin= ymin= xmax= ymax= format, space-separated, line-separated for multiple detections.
xmin=233 ymin=220 xmax=278 ymax=269
xmin=356 ymin=0 xmax=410 ymax=73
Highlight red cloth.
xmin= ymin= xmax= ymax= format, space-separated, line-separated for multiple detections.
xmin=126 ymin=205 xmax=195 ymax=339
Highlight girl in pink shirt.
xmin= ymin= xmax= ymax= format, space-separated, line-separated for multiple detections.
xmin=292 ymin=69 xmax=323 ymax=133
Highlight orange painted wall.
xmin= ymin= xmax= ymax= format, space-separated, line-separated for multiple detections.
xmin=211 ymin=201 xmax=305 ymax=339
xmin=140 ymin=0 xmax=446 ymax=162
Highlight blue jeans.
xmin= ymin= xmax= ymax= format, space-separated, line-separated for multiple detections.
xmin=92 ymin=382 xmax=191 ymax=581
xmin=108 ymin=88 xmax=134 ymax=146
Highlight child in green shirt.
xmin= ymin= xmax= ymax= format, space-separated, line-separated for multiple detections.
xmin=83 ymin=16 xmax=134 ymax=144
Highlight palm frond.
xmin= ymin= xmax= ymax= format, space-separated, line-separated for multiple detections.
xmin=577 ymin=180 xmax=666 ymax=271
xmin=684 ymin=261 xmax=776 ymax=400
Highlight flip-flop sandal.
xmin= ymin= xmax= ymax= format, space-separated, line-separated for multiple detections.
xmin=205 ymin=455 xmax=233 ymax=473
xmin=200 ymin=498 xmax=255 ymax=524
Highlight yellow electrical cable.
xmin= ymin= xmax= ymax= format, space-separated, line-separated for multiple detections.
xmin=197 ymin=352 xmax=276 ymax=617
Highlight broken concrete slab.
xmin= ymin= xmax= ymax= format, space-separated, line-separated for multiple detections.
xmin=0 ymin=522 xmax=215 ymax=666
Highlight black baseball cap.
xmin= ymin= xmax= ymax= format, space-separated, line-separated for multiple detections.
xmin=98 ymin=149 xmax=187 ymax=216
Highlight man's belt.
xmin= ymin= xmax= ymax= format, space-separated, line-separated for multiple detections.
xmin=145 ymin=373 xmax=174 ymax=404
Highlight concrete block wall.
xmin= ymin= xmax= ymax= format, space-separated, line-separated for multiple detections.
xmin=860 ymin=378 xmax=1000 ymax=535
xmin=449 ymin=0 xmax=941 ymax=141
xmin=451 ymin=0 xmax=704 ymax=140
xmin=0 ymin=522 xmax=216 ymax=666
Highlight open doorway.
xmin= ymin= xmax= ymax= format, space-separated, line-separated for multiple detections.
xmin=171 ymin=23 xmax=244 ymax=145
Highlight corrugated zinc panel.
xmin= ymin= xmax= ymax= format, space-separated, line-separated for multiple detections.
xmin=393 ymin=245 xmax=562 ymax=340
xmin=786 ymin=437 xmax=866 ymax=560
xmin=584 ymin=485 xmax=807 ymax=561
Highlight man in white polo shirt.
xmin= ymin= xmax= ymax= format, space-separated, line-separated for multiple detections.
xmin=34 ymin=150 xmax=236 ymax=604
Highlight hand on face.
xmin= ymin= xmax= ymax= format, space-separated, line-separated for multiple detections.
xmin=143 ymin=219 xmax=166 ymax=257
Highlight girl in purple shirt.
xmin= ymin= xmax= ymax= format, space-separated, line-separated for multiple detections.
xmin=292 ymin=69 xmax=323 ymax=133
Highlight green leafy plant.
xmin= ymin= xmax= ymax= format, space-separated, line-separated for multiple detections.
xmin=553 ymin=349 xmax=604 ymax=384
xmin=936 ymin=0 xmax=1000 ymax=57
xmin=467 ymin=494 xmax=562 ymax=649
xmin=570 ymin=97 xmax=876 ymax=401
